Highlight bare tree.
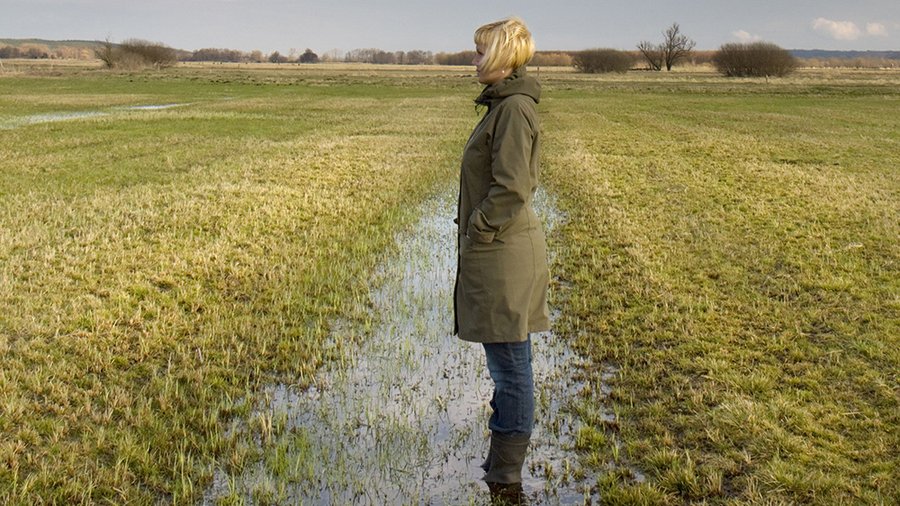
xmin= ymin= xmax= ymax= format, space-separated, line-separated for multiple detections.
xmin=96 ymin=37 xmax=116 ymax=68
xmin=637 ymin=40 xmax=663 ymax=71
xmin=638 ymin=23 xmax=695 ymax=71
xmin=405 ymin=50 xmax=433 ymax=65
xmin=661 ymin=23 xmax=695 ymax=70
xmin=320 ymin=48 xmax=342 ymax=62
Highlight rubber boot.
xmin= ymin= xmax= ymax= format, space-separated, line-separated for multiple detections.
xmin=482 ymin=431 xmax=530 ymax=485
xmin=481 ymin=450 xmax=492 ymax=473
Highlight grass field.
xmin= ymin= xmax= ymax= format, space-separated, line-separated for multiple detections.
xmin=1 ymin=62 xmax=898 ymax=504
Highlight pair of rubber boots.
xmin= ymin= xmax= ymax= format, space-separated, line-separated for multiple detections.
xmin=481 ymin=431 xmax=529 ymax=503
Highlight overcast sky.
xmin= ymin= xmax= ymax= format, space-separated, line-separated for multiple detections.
xmin=2 ymin=0 xmax=898 ymax=54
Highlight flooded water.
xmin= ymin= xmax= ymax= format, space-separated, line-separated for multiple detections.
xmin=202 ymin=190 xmax=612 ymax=505
xmin=0 ymin=111 xmax=108 ymax=129
xmin=0 ymin=104 xmax=189 ymax=129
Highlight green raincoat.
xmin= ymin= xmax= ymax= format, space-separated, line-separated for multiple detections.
xmin=454 ymin=66 xmax=550 ymax=343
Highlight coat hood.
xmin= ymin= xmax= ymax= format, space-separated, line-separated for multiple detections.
xmin=475 ymin=66 xmax=541 ymax=108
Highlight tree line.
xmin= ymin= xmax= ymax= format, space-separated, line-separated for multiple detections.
xmin=0 ymin=44 xmax=94 ymax=60
xmin=10 ymin=26 xmax=898 ymax=76
xmin=573 ymin=22 xmax=798 ymax=77
xmin=72 ymin=32 xmax=804 ymax=78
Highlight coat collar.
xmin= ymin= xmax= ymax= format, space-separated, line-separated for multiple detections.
xmin=474 ymin=66 xmax=541 ymax=109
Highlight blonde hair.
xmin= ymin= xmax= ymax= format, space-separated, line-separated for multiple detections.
xmin=474 ymin=17 xmax=536 ymax=74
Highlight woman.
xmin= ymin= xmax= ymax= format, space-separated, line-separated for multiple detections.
xmin=453 ymin=17 xmax=550 ymax=495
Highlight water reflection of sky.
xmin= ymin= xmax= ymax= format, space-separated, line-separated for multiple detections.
xmin=203 ymin=189 xmax=616 ymax=504
xmin=0 ymin=104 xmax=189 ymax=129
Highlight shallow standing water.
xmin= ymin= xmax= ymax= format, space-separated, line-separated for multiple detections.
xmin=0 ymin=104 xmax=190 ymax=129
xmin=202 ymin=190 xmax=610 ymax=505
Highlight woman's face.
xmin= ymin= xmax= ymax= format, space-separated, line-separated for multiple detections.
xmin=473 ymin=45 xmax=509 ymax=85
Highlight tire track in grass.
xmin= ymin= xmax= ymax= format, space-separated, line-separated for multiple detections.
xmin=203 ymin=189 xmax=613 ymax=505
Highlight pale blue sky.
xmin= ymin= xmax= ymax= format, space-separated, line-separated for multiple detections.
xmin=2 ymin=0 xmax=898 ymax=53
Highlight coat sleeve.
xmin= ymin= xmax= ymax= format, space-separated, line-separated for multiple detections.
xmin=467 ymin=99 xmax=535 ymax=243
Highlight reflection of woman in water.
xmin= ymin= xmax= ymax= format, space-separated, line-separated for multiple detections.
xmin=453 ymin=17 xmax=550 ymax=499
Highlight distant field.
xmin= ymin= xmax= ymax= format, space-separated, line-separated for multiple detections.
xmin=1 ymin=63 xmax=897 ymax=504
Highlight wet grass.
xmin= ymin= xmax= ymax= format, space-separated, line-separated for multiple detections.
xmin=1 ymin=63 xmax=898 ymax=503
xmin=201 ymin=192 xmax=600 ymax=505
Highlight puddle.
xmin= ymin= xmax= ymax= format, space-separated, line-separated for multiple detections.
xmin=0 ymin=104 xmax=190 ymax=130
xmin=202 ymin=189 xmax=612 ymax=504
xmin=0 ymin=111 xmax=108 ymax=129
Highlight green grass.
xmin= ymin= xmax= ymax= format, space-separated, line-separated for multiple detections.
xmin=541 ymin=72 xmax=899 ymax=504
xmin=1 ymin=63 xmax=898 ymax=504
xmin=0 ymin=64 xmax=472 ymax=503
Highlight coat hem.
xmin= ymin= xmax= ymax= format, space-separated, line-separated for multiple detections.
xmin=455 ymin=323 xmax=551 ymax=344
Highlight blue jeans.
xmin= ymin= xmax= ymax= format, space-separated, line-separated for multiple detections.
xmin=483 ymin=337 xmax=534 ymax=436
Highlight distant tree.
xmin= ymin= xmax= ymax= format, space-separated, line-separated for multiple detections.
xmin=405 ymin=50 xmax=433 ymax=65
xmin=343 ymin=48 xmax=397 ymax=64
xmin=268 ymin=51 xmax=289 ymax=63
xmin=661 ymin=23 xmax=695 ymax=70
xmin=96 ymin=38 xmax=116 ymax=68
xmin=28 ymin=48 xmax=50 ymax=59
xmin=637 ymin=40 xmax=664 ymax=71
xmin=345 ymin=48 xmax=372 ymax=63
xmin=298 ymin=48 xmax=319 ymax=63
xmin=320 ymin=48 xmax=342 ymax=62
xmin=21 ymin=44 xmax=51 ymax=59
xmin=638 ymin=22 xmax=695 ymax=71
xmin=572 ymin=48 xmax=634 ymax=73
xmin=249 ymin=50 xmax=264 ymax=63
xmin=373 ymin=50 xmax=396 ymax=64
xmin=0 ymin=46 xmax=23 ymax=59
xmin=713 ymin=42 xmax=798 ymax=77
xmin=188 ymin=48 xmax=244 ymax=62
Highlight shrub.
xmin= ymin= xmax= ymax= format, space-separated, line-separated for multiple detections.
xmin=119 ymin=39 xmax=177 ymax=68
xmin=572 ymin=48 xmax=634 ymax=73
xmin=95 ymin=38 xmax=177 ymax=69
xmin=713 ymin=42 xmax=797 ymax=77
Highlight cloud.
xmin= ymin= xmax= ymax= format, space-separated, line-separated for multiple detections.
xmin=812 ymin=18 xmax=861 ymax=40
xmin=866 ymin=22 xmax=888 ymax=37
xmin=733 ymin=30 xmax=761 ymax=43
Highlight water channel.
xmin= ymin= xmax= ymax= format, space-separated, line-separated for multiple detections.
xmin=202 ymin=189 xmax=613 ymax=504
